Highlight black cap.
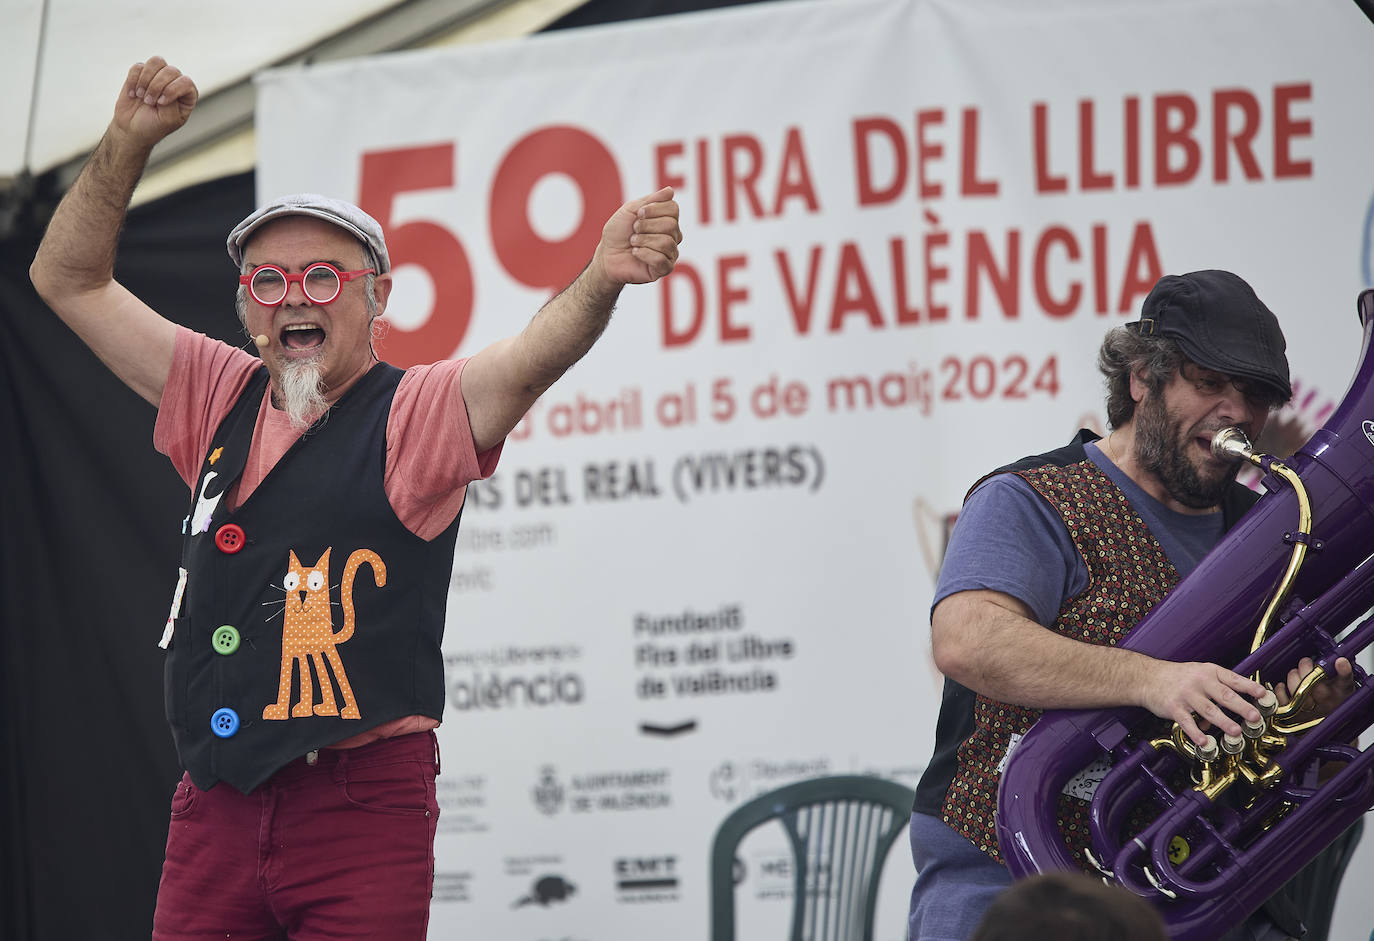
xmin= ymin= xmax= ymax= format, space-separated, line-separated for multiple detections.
xmin=1131 ymin=270 xmax=1291 ymax=400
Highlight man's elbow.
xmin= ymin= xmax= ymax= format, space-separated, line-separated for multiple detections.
xmin=27 ymin=254 xmax=81 ymax=307
xmin=30 ymin=258 xmax=118 ymax=325
xmin=931 ymin=639 xmax=977 ymax=685
xmin=930 ymin=617 xmax=978 ymax=685
xmin=29 ymin=257 xmax=55 ymax=301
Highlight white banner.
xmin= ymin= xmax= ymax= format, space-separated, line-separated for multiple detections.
xmin=256 ymin=1 xmax=1374 ymax=937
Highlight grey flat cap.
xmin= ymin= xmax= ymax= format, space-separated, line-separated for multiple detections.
xmin=226 ymin=193 xmax=391 ymax=274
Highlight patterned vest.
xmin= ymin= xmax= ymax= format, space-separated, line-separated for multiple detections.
xmin=937 ymin=459 xmax=1179 ymax=864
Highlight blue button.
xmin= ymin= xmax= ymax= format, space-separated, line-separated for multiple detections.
xmin=210 ymin=708 xmax=240 ymax=738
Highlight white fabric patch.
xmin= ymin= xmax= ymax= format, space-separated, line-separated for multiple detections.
xmin=191 ymin=471 xmax=223 ymax=535
xmin=160 ymin=567 xmax=188 ymax=650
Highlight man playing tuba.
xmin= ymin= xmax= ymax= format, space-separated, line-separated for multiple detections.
xmin=907 ymin=270 xmax=1353 ymax=941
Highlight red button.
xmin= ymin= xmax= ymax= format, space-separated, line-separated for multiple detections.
xmin=214 ymin=523 xmax=246 ymax=554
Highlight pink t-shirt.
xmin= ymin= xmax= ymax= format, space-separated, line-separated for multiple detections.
xmin=154 ymin=326 xmax=502 ymax=747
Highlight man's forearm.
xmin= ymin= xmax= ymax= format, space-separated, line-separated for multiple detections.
xmin=512 ymin=253 xmax=625 ymax=395
xmin=460 ymin=186 xmax=680 ymax=452
xmin=31 ymin=127 xmax=151 ymax=295
xmin=936 ymin=593 xmax=1154 ymax=710
xmin=933 ymin=589 xmax=1266 ymax=745
xmin=977 ymin=628 xmax=1166 ymax=711
xmin=24 ymin=57 xmax=192 ymax=407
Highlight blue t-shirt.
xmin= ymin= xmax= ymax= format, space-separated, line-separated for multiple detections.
xmin=933 ymin=441 xmax=1228 ymax=626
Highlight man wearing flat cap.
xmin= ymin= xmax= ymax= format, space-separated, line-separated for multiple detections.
xmin=905 ymin=269 xmax=1352 ymax=941
xmin=29 ymin=56 xmax=682 ymax=938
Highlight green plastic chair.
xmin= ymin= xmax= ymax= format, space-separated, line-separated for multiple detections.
xmin=709 ymin=774 xmax=916 ymax=941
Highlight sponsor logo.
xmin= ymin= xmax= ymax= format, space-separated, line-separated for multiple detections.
xmin=742 ymin=851 xmax=837 ymax=902
xmin=445 ymin=645 xmax=585 ymax=711
xmin=639 ymin=719 xmax=697 ymax=737
xmin=512 ymin=874 xmax=577 ymax=908
xmin=532 ymin=766 xmax=565 ymax=816
xmin=437 ymin=773 xmax=489 ymax=834
xmin=614 ymin=855 xmax=680 ymax=903
xmin=633 ymin=604 xmax=744 ymax=637
xmin=448 ymin=669 xmax=584 ymax=709
xmin=533 ymin=765 xmax=672 ymax=814
xmin=846 ymin=758 xmax=924 ymax=789
xmin=709 ymin=761 xmax=740 ymax=801
xmin=632 ymin=602 xmax=792 ymax=702
xmin=708 ymin=757 xmax=831 ymax=802
xmin=505 ymin=853 xmax=563 ymax=877
xmin=1364 ymin=420 xmax=1374 ymax=448
xmin=432 ymin=871 xmax=473 ymax=904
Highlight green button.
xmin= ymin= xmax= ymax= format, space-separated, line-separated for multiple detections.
xmin=212 ymin=625 xmax=241 ymax=655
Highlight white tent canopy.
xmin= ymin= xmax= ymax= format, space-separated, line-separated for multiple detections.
xmin=2 ymin=0 xmax=588 ymax=196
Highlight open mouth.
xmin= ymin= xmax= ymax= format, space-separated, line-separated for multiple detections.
xmin=280 ymin=323 xmax=326 ymax=352
xmin=1195 ymin=435 xmax=1222 ymax=460
xmin=1196 ymin=428 xmax=1238 ymax=463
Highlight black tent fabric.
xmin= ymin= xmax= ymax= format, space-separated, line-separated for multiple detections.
xmin=1 ymin=171 xmax=256 ymax=940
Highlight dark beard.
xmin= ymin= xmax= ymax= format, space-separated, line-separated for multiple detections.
xmin=1132 ymin=392 xmax=1239 ymax=509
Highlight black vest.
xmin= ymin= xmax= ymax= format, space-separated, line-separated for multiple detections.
xmin=166 ymin=363 xmax=462 ymax=793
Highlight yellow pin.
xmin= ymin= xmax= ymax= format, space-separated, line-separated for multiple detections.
xmin=209 ymin=447 xmax=223 ymax=465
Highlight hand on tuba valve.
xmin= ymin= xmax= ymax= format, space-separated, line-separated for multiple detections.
xmin=1135 ymin=660 xmax=1267 ymax=748
xmin=1274 ymin=655 xmax=1355 ymax=721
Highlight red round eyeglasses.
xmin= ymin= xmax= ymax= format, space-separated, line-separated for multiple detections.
xmin=240 ymin=262 xmax=375 ymax=306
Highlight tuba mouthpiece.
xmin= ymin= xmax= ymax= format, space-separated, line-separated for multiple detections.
xmin=1211 ymin=427 xmax=1253 ymax=462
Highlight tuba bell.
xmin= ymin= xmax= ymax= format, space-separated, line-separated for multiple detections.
xmin=996 ymin=288 xmax=1374 ymax=941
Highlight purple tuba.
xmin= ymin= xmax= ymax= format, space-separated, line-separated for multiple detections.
xmin=997 ymin=289 xmax=1374 ymax=941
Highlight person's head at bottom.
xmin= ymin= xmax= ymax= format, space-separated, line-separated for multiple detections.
xmin=970 ymin=871 xmax=1166 ymax=941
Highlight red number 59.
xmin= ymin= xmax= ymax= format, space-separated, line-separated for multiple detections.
xmin=358 ymin=128 xmax=623 ymax=367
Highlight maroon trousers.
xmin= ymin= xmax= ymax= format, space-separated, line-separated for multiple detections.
xmin=152 ymin=731 xmax=439 ymax=940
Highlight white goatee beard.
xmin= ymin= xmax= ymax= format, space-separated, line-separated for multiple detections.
xmin=277 ymin=356 xmax=329 ymax=430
